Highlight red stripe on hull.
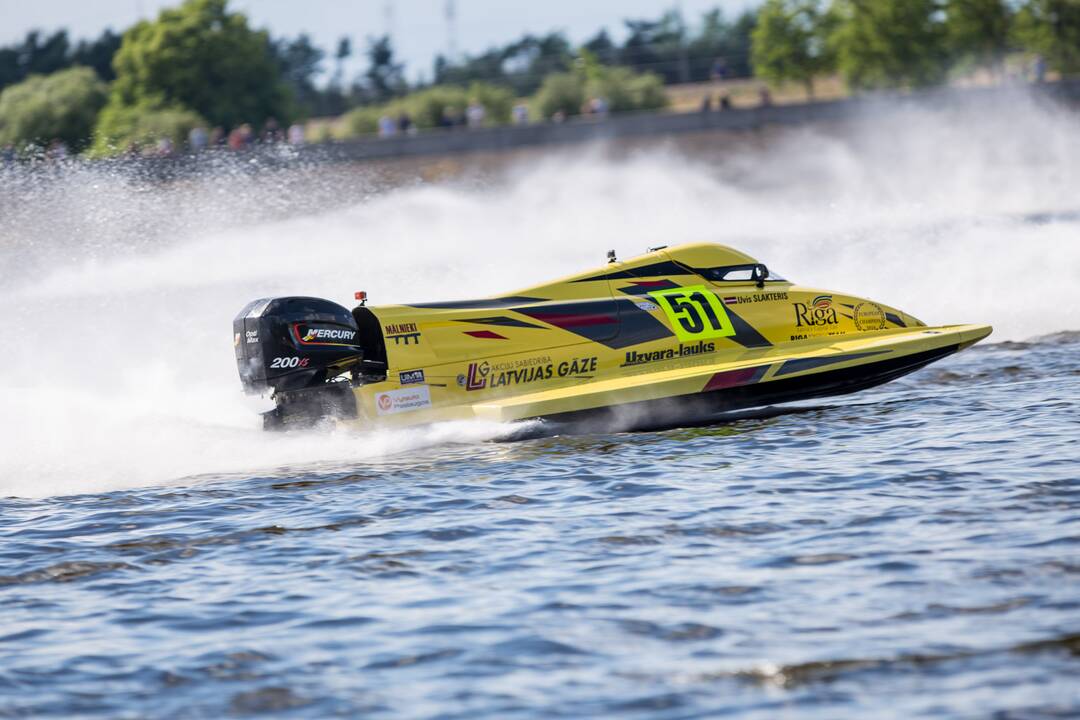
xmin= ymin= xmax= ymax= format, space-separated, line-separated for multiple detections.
xmin=531 ymin=313 xmax=617 ymax=328
xmin=464 ymin=330 xmax=508 ymax=339
xmin=703 ymin=367 xmax=761 ymax=392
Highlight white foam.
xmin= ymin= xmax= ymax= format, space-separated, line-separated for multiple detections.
xmin=1 ymin=91 xmax=1077 ymax=498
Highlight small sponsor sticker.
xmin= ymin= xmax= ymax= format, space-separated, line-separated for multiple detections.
xmin=399 ymin=369 xmax=425 ymax=385
xmin=723 ymin=292 xmax=789 ymax=306
xmin=294 ymin=323 xmax=357 ymax=346
xmin=385 ymin=322 xmax=422 ymax=345
xmin=374 ymin=386 xmax=432 ymax=416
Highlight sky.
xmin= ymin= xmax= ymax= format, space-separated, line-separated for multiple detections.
xmin=0 ymin=0 xmax=757 ymax=83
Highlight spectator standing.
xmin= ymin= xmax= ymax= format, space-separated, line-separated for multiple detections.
xmin=466 ymin=101 xmax=486 ymax=128
xmin=46 ymin=139 xmax=68 ymax=161
xmin=378 ymin=114 xmax=397 ymax=138
xmin=262 ymin=117 xmax=281 ymax=143
xmin=438 ymin=108 xmax=455 ymax=129
xmin=1034 ymin=55 xmax=1047 ymax=83
xmin=227 ymin=127 xmax=244 ymax=150
xmin=512 ymin=102 xmax=529 ymax=125
xmin=758 ymin=87 xmax=772 ymax=107
xmin=287 ymin=123 xmax=305 ymax=145
xmin=711 ymin=57 xmax=729 ymax=82
xmin=397 ymin=112 xmax=414 ymax=135
xmin=189 ymin=126 xmax=209 ymax=152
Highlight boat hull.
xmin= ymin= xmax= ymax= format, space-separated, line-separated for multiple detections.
xmin=344 ymin=323 xmax=991 ymax=432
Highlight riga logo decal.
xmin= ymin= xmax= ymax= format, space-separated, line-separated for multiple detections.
xmin=794 ymin=295 xmax=838 ymax=327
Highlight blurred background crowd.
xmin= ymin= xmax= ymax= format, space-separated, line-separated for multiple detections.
xmin=0 ymin=0 xmax=1074 ymax=161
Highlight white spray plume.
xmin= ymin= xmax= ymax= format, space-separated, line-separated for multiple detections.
xmin=1 ymin=89 xmax=1077 ymax=498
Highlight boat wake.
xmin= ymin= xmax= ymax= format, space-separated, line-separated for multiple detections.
xmin=1 ymin=89 xmax=1078 ymax=498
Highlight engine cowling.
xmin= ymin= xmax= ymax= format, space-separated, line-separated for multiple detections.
xmin=233 ymin=296 xmax=363 ymax=395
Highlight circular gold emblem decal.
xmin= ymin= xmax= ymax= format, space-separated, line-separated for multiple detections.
xmin=853 ymin=302 xmax=887 ymax=332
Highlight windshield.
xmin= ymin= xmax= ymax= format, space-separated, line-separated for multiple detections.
xmin=699 ymin=264 xmax=787 ymax=282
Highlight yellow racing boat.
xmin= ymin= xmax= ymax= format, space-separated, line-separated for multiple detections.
xmin=233 ymin=243 xmax=991 ymax=431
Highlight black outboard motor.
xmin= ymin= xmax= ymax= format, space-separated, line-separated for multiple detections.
xmin=233 ymin=297 xmax=364 ymax=428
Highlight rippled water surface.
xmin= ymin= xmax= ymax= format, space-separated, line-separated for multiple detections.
xmin=2 ymin=335 xmax=1078 ymax=718
xmin=3 ymin=90 xmax=1080 ymax=717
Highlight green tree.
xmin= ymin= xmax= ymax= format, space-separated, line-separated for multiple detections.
xmin=363 ymin=36 xmax=406 ymax=103
xmin=273 ymin=34 xmax=324 ymax=118
xmin=90 ymin=100 xmax=206 ymax=155
xmin=531 ymin=58 xmax=668 ymax=120
xmin=332 ymin=36 xmax=351 ymax=89
xmin=682 ymin=9 xmax=762 ymax=80
xmin=433 ymin=32 xmax=573 ymax=97
xmin=582 ymin=30 xmax=618 ymax=65
xmin=0 ymin=30 xmax=72 ymax=90
xmin=101 ymin=0 xmax=289 ymax=131
xmin=1013 ymin=0 xmax=1080 ymax=74
xmin=752 ymin=0 xmax=831 ymax=97
xmin=620 ymin=11 xmax=687 ymax=83
xmin=533 ymin=72 xmax=586 ymax=119
xmin=944 ymin=0 xmax=1012 ymax=72
xmin=827 ymin=0 xmax=948 ymax=90
xmin=0 ymin=66 xmax=106 ymax=152
xmin=70 ymin=29 xmax=124 ymax=82
xmin=0 ymin=29 xmax=122 ymax=92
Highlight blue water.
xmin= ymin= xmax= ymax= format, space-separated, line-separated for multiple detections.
xmin=2 ymin=334 xmax=1077 ymax=718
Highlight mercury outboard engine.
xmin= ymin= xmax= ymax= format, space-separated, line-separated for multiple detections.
xmin=233 ymin=297 xmax=366 ymax=428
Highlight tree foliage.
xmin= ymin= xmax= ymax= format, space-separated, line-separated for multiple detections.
xmin=434 ymin=33 xmax=574 ymax=97
xmin=944 ymin=0 xmax=1012 ymax=69
xmin=103 ymin=0 xmax=289 ymax=130
xmin=363 ymin=36 xmax=407 ymax=103
xmin=690 ymin=9 xmax=759 ymax=79
xmin=533 ymin=60 xmax=667 ymax=120
xmin=621 ymin=11 xmax=690 ymax=83
xmin=89 ymin=100 xmax=206 ymax=155
xmin=532 ymin=73 xmax=586 ymax=119
xmin=274 ymin=34 xmax=324 ymax=118
xmin=341 ymin=82 xmax=513 ymax=135
xmin=70 ymin=30 xmax=123 ymax=82
xmin=752 ymin=0 xmax=831 ymax=95
xmin=0 ymin=66 xmax=106 ymax=151
xmin=827 ymin=0 xmax=948 ymax=89
xmin=1013 ymin=0 xmax=1080 ymax=74
xmin=0 ymin=29 xmax=121 ymax=92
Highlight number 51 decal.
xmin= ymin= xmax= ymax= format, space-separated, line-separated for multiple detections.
xmin=650 ymin=285 xmax=736 ymax=342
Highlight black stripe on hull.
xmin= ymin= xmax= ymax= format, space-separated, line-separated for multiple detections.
xmin=570 ymin=261 xmax=694 ymax=283
xmin=408 ymin=296 xmax=546 ymax=309
xmin=535 ymin=343 xmax=961 ymax=432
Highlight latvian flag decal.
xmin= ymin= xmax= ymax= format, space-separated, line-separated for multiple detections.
xmin=723 ymin=296 xmax=738 ymax=305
